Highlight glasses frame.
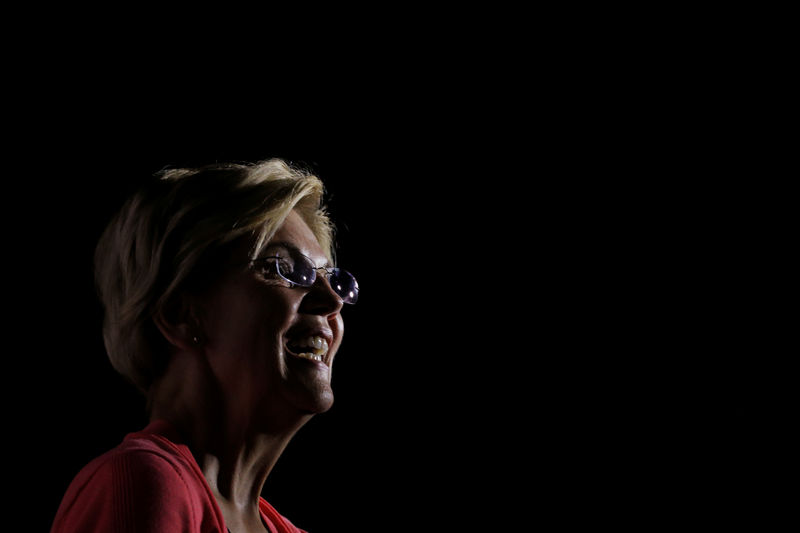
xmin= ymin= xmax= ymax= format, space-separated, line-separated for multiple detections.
xmin=249 ymin=253 xmax=359 ymax=304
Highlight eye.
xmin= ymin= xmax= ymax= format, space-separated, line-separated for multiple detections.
xmin=255 ymin=256 xmax=294 ymax=278
xmin=274 ymin=255 xmax=296 ymax=276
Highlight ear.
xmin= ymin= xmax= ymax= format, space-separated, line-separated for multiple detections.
xmin=153 ymin=294 xmax=204 ymax=352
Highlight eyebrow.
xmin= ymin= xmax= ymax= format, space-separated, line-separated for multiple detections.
xmin=262 ymin=241 xmax=332 ymax=268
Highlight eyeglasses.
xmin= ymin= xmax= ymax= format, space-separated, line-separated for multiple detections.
xmin=250 ymin=251 xmax=359 ymax=304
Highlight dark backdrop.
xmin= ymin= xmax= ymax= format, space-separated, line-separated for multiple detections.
xmin=12 ymin=74 xmax=776 ymax=530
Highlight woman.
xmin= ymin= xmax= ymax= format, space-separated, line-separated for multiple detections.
xmin=52 ymin=159 xmax=358 ymax=533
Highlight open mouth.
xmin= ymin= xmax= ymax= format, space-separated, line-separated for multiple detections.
xmin=285 ymin=335 xmax=330 ymax=364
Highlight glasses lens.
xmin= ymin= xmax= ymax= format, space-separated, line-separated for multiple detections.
xmin=330 ymin=269 xmax=359 ymax=304
xmin=276 ymin=253 xmax=316 ymax=287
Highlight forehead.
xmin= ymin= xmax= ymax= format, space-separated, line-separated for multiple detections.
xmin=267 ymin=211 xmax=330 ymax=266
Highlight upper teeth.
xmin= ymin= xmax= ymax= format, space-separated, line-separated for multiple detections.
xmin=289 ymin=336 xmax=329 ymax=357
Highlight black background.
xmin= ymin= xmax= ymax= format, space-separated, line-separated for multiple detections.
xmin=8 ymin=24 xmax=782 ymax=531
xmin=17 ymin=113 xmax=774 ymax=532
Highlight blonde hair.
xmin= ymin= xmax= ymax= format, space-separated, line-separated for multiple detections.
xmin=94 ymin=159 xmax=334 ymax=393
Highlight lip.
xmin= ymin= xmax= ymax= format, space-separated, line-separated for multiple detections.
xmin=284 ymin=326 xmax=334 ymax=367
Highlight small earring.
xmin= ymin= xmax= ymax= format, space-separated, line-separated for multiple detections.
xmin=192 ymin=335 xmax=201 ymax=345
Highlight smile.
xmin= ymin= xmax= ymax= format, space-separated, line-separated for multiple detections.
xmin=285 ymin=335 xmax=330 ymax=363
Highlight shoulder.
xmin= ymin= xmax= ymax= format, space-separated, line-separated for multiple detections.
xmin=52 ymin=437 xmax=209 ymax=533
xmin=75 ymin=436 xmax=197 ymax=499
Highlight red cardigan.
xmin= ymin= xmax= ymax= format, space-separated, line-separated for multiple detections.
xmin=52 ymin=420 xmax=308 ymax=533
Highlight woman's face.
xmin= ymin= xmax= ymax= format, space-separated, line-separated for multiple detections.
xmin=194 ymin=210 xmax=345 ymax=423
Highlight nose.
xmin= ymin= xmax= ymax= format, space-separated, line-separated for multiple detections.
xmin=300 ymin=271 xmax=344 ymax=316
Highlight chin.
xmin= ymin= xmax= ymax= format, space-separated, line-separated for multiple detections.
xmin=286 ymin=384 xmax=335 ymax=416
xmin=306 ymin=390 xmax=335 ymax=414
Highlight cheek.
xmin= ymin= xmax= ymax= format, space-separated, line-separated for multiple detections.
xmin=203 ymin=287 xmax=297 ymax=371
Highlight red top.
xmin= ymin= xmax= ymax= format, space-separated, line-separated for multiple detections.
xmin=51 ymin=420 xmax=308 ymax=533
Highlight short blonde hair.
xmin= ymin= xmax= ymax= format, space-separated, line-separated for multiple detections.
xmin=94 ymin=159 xmax=334 ymax=393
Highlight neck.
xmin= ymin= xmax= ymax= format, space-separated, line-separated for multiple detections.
xmin=148 ymin=351 xmax=313 ymax=525
xmin=199 ymin=425 xmax=302 ymax=519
